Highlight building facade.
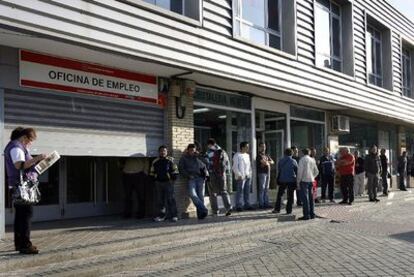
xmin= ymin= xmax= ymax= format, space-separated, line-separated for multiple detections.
xmin=1 ymin=0 xmax=414 ymax=237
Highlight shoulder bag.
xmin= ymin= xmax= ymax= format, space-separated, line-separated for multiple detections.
xmin=12 ymin=167 xmax=41 ymax=205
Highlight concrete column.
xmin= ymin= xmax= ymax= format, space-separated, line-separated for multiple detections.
xmin=0 ymin=88 xmax=5 ymax=239
xmin=166 ymin=79 xmax=195 ymax=218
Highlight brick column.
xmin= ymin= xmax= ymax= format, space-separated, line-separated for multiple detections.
xmin=167 ymin=79 xmax=196 ymax=218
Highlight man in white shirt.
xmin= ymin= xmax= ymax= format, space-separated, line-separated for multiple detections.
xmin=297 ymin=148 xmax=319 ymax=220
xmin=232 ymin=141 xmax=253 ymax=211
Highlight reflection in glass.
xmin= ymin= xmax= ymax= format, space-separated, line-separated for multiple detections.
xmin=242 ymin=0 xmax=265 ymax=27
xmin=315 ymin=0 xmax=342 ymax=72
xmin=291 ymin=120 xmax=325 ymax=159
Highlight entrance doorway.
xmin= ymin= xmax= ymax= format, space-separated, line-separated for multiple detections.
xmin=256 ymin=110 xmax=286 ymax=201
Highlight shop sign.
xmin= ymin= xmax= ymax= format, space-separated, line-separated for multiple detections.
xmin=195 ymin=88 xmax=251 ymax=110
xmin=19 ymin=50 xmax=160 ymax=105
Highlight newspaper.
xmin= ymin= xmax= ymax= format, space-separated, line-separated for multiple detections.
xmin=35 ymin=151 xmax=61 ymax=175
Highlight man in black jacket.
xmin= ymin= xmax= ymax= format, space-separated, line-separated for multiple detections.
xmin=365 ymin=145 xmax=382 ymax=202
xmin=151 ymin=145 xmax=179 ymax=222
xmin=319 ymin=147 xmax=335 ymax=203
xmin=380 ymin=148 xmax=389 ymax=196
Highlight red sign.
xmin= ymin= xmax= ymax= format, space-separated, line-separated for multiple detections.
xmin=20 ymin=50 xmax=160 ymax=104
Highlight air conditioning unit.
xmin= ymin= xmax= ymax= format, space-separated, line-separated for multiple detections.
xmin=331 ymin=115 xmax=350 ymax=133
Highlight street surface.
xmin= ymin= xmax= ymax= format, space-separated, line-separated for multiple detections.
xmin=1 ymin=189 xmax=414 ymax=276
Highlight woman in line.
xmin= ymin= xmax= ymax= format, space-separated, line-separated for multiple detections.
xmin=4 ymin=127 xmax=45 ymax=254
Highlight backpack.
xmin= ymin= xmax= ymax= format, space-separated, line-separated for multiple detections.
xmin=211 ymin=149 xmax=228 ymax=176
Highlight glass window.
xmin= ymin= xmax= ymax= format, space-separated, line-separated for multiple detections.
xmin=234 ymin=0 xmax=282 ymax=50
xmin=315 ymin=0 xmax=342 ymax=72
xmin=290 ymin=106 xmax=325 ymax=122
xmin=291 ymin=120 xmax=325 ymax=159
xmin=402 ymin=48 xmax=412 ymax=98
xmin=194 ymin=106 xmax=252 ymax=192
xmin=143 ymin=0 xmax=199 ymax=20
xmin=67 ymin=157 xmax=94 ymax=203
xmin=367 ymin=25 xmax=383 ymax=87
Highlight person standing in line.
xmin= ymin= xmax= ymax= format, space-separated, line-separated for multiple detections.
xmin=336 ymin=147 xmax=355 ymax=205
xmin=380 ymin=149 xmax=389 ymax=196
xmin=179 ymin=144 xmax=209 ymax=219
xmin=310 ymin=147 xmax=320 ymax=203
xmin=121 ymin=157 xmax=149 ymax=219
xmin=257 ymin=142 xmax=274 ymax=209
xmin=233 ymin=141 xmax=253 ymax=212
xmin=354 ymin=150 xmax=365 ymax=197
xmin=206 ymin=138 xmax=232 ymax=216
xmin=397 ymin=151 xmax=408 ymax=191
xmin=273 ymin=148 xmax=298 ymax=214
xmin=364 ymin=145 xmax=382 ymax=202
xmin=296 ymin=148 xmax=319 ymax=220
xmin=4 ymin=127 xmax=46 ymax=254
xmin=291 ymin=146 xmax=302 ymax=206
xmin=151 ymin=145 xmax=179 ymax=222
xmin=319 ymin=147 xmax=336 ymax=203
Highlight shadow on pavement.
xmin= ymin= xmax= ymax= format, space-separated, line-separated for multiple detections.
xmin=389 ymin=231 xmax=414 ymax=244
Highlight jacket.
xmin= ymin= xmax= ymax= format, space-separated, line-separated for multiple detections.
xmin=150 ymin=156 xmax=179 ymax=182
xmin=206 ymin=144 xmax=230 ymax=176
xmin=232 ymin=152 xmax=252 ymax=180
xmin=277 ymin=156 xmax=298 ymax=183
xmin=297 ymin=155 xmax=319 ymax=185
xmin=257 ymin=152 xmax=273 ymax=174
xmin=364 ymin=153 xmax=381 ymax=175
xmin=178 ymin=154 xmax=208 ymax=180
xmin=319 ymin=155 xmax=335 ymax=176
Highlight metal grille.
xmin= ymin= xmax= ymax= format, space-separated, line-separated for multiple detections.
xmin=4 ymin=89 xmax=165 ymax=153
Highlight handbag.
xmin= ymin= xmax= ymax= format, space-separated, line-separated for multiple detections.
xmin=12 ymin=168 xmax=41 ymax=205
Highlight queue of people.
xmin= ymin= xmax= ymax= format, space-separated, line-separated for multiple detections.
xmin=4 ymin=126 xmax=412 ymax=255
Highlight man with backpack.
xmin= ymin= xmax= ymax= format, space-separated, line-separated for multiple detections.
xmin=206 ymin=139 xmax=232 ymax=216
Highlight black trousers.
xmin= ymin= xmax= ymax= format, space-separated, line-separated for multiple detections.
xmin=340 ymin=175 xmax=354 ymax=203
xmin=123 ymin=172 xmax=147 ymax=218
xmin=274 ymin=182 xmax=296 ymax=214
xmin=14 ymin=204 xmax=33 ymax=249
xmin=321 ymin=175 xmax=334 ymax=200
xmin=155 ymin=181 xmax=178 ymax=219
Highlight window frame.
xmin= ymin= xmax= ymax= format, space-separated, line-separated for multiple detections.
xmin=314 ymin=0 xmax=344 ymax=72
xmin=119 ymin=0 xmax=203 ymax=26
xmin=233 ymin=0 xmax=284 ymax=51
xmin=402 ymin=47 xmax=412 ymax=98
xmin=367 ymin=24 xmax=383 ymax=87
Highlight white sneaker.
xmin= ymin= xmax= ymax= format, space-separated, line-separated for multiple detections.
xmin=154 ymin=216 xmax=165 ymax=222
xmin=171 ymin=217 xmax=178 ymax=222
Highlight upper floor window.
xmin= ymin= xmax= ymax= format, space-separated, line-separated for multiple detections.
xmin=365 ymin=15 xmax=392 ymax=90
xmin=234 ymin=0 xmax=282 ymax=50
xmin=233 ymin=0 xmax=297 ymax=56
xmin=402 ymin=48 xmax=412 ymax=97
xmin=367 ymin=25 xmax=383 ymax=87
xmin=143 ymin=0 xmax=200 ymax=20
xmin=315 ymin=0 xmax=342 ymax=72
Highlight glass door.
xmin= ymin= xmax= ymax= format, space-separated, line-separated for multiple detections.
xmin=264 ymin=130 xmax=284 ymax=200
xmin=62 ymin=156 xmax=124 ymax=219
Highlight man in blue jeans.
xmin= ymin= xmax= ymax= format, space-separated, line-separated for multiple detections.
xmin=257 ymin=142 xmax=275 ymax=209
xmin=297 ymin=148 xmax=319 ymax=220
xmin=179 ymin=144 xmax=209 ymax=219
xmin=233 ymin=141 xmax=253 ymax=211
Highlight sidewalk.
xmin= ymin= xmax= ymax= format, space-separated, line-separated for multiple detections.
xmin=1 ymin=189 xmax=413 ymax=276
